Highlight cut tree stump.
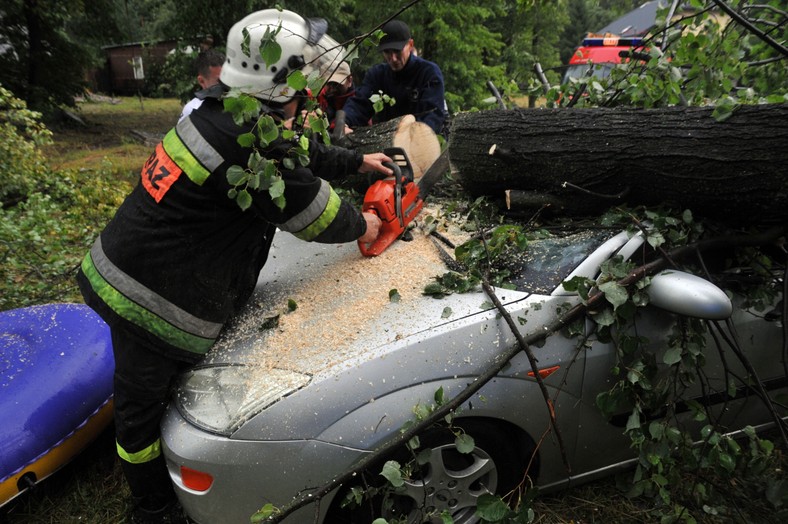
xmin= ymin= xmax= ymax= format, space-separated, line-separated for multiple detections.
xmin=448 ymin=104 xmax=788 ymax=225
xmin=336 ymin=115 xmax=441 ymax=190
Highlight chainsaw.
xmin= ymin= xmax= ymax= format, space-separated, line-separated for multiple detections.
xmin=358 ymin=147 xmax=424 ymax=257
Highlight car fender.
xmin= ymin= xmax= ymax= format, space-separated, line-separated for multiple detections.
xmin=313 ymin=374 xmax=586 ymax=488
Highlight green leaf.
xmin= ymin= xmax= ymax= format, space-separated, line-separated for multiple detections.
xmin=250 ymin=503 xmax=277 ymax=523
xmin=241 ymin=28 xmax=251 ymax=57
xmin=712 ymin=96 xmax=738 ymax=122
xmin=455 ymin=433 xmax=475 ymax=454
xmin=592 ymin=307 xmax=616 ymax=327
xmin=626 ymin=410 xmax=641 ymax=432
xmin=263 ymin=160 xmax=278 ymax=180
xmin=434 ymin=387 xmax=445 ymax=404
xmin=718 ymin=452 xmax=735 ymax=472
xmin=380 ymin=460 xmax=404 ymax=487
xmin=413 ymin=403 xmax=430 ymax=420
xmin=258 ymin=115 xmax=279 ymax=146
xmin=247 ymin=172 xmax=261 ymax=190
xmin=259 ymin=35 xmax=282 ymax=67
xmin=649 ymin=421 xmax=664 ymax=440
xmin=389 ymin=289 xmax=401 ymax=302
xmin=475 ymin=494 xmax=510 ymax=520
xmin=226 ymin=165 xmax=248 ymax=186
xmin=248 ymin=152 xmax=265 ymax=172
xmin=260 ymin=315 xmax=279 ymax=330
xmin=287 ymin=299 xmax=297 ymax=312
xmin=236 ymin=189 xmax=252 ymax=211
xmin=423 ymin=282 xmax=447 ymax=297
xmin=441 ymin=307 xmax=452 ymax=318
xmin=237 ymin=132 xmax=255 ymax=148
xmin=287 ymin=70 xmax=308 ymax=91
xmin=663 ymin=345 xmax=682 ymax=365
xmin=268 ymin=176 xmax=285 ymax=199
xmin=599 ymin=280 xmax=628 ymax=310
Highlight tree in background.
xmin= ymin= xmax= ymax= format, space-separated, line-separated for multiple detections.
xmin=492 ymin=0 xmax=570 ymax=106
xmin=0 ymin=0 xmax=130 ymax=114
xmin=349 ymin=0 xmax=508 ymax=111
xmin=4 ymin=0 xmax=739 ymax=117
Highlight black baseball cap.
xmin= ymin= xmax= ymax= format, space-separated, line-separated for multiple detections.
xmin=378 ymin=20 xmax=411 ymax=51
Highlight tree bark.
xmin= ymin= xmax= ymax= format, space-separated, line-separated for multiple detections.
xmin=448 ymin=104 xmax=788 ymax=225
xmin=336 ymin=114 xmax=441 ymax=184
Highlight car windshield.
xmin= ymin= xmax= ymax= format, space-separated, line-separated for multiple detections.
xmin=562 ymin=62 xmax=616 ymax=84
xmin=499 ymin=229 xmax=617 ymax=294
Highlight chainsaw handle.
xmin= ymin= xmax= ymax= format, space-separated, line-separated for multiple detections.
xmin=366 ymin=161 xmax=400 ymax=187
xmin=382 ymin=161 xmax=402 ymax=181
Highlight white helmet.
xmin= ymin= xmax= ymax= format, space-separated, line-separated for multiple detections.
xmin=221 ymin=9 xmax=346 ymax=103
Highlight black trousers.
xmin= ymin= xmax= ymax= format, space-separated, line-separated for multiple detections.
xmin=110 ymin=327 xmax=191 ymax=510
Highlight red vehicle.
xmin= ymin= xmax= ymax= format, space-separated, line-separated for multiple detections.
xmin=562 ymin=35 xmax=646 ymax=83
xmin=562 ymin=0 xmax=664 ymax=84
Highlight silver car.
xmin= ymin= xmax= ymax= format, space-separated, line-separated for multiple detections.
xmin=161 ymin=226 xmax=784 ymax=524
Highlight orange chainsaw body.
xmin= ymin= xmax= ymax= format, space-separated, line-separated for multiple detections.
xmin=358 ymin=148 xmax=424 ymax=257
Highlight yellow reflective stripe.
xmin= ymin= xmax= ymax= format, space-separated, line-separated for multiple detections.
xmin=291 ymin=188 xmax=342 ymax=241
xmin=162 ymin=129 xmax=211 ymax=186
xmin=81 ymin=251 xmax=215 ymax=355
xmin=117 ymin=439 xmax=161 ymax=464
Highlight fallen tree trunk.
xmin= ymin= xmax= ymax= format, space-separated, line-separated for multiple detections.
xmin=448 ymin=103 xmax=788 ymax=225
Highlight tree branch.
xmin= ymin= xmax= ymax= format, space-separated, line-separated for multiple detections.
xmin=710 ymin=0 xmax=788 ymax=57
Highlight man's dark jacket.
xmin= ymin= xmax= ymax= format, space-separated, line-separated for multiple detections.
xmin=342 ymin=54 xmax=446 ymax=134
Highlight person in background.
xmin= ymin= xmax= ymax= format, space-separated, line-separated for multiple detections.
xmin=317 ymin=60 xmax=354 ymax=132
xmin=178 ymin=48 xmax=224 ymax=121
xmin=342 ymin=19 xmax=447 ymax=135
xmin=76 ymin=9 xmax=392 ymax=524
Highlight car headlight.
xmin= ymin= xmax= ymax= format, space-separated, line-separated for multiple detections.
xmin=174 ymin=364 xmax=311 ymax=435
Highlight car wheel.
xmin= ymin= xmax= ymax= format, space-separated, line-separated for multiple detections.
xmin=325 ymin=419 xmax=535 ymax=524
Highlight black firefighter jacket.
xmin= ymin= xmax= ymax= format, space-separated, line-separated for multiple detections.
xmin=77 ymin=97 xmax=367 ymax=363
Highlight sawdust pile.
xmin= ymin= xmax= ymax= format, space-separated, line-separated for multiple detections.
xmin=266 ymin=234 xmax=443 ymax=360
xmin=223 ymin=228 xmax=461 ymax=378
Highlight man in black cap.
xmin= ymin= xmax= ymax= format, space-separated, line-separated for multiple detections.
xmin=342 ymin=19 xmax=447 ymax=135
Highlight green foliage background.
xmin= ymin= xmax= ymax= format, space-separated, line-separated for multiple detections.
xmin=0 ymin=88 xmax=131 ymax=310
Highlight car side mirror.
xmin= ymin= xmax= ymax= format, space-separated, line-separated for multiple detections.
xmin=647 ymin=270 xmax=733 ymax=320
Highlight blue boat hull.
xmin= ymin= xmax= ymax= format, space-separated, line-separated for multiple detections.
xmin=0 ymin=303 xmax=114 ymax=506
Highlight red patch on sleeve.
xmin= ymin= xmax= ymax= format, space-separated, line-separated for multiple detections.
xmin=141 ymin=143 xmax=183 ymax=202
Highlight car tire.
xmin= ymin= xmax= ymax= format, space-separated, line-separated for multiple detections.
xmin=324 ymin=419 xmax=536 ymax=524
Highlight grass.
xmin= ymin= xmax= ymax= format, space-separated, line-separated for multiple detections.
xmin=1 ymin=427 xmax=131 ymax=523
xmin=41 ymin=95 xmax=181 ymax=175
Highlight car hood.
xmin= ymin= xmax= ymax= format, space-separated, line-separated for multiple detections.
xmin=201 ymin=230 xmax=531 ymax=375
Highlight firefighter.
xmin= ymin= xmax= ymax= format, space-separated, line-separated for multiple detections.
xmin=76 ymin=9 xmax=390 ymax=523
